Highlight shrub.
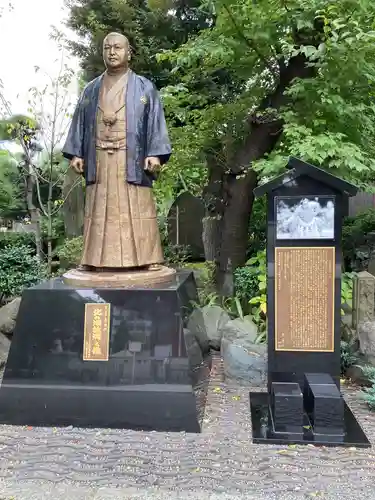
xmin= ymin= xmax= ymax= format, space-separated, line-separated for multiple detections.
xmin=56 ymin=236 xmax=83 ymax=270
xmin=361 ymin=366 xmax=375 ymax=411
xmin=234 ymin=249 xmax=266 ymax=304
xmin=41 ymin=213 xmax=66 ymax=247
xmin=0 ymin=244 xmax=46 ymax=303
xmin=0 ymin=231 xmax=36 ymax=251
xmin=247 ymin=197 xmax=266 ymax=260
xmin=342 ymin=208 xmax=375 ymax=271
xmin=233 ymin=249 xmax=267 ymax=342
xmin=340 ymin=337 xmax=359 ymax=375
xmin=163 ymin=243 xmax=191 ymax=267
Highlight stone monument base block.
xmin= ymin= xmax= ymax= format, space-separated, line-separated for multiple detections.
xmin=0 ymin=271 xmax=211 ymax=432
xmin=0 ymin=385 xmax=202 ymax=431
xmin=63 ymin=265 xmax=176 ymax=288
xmin=250 ymin=372 xmax=370 ymax=447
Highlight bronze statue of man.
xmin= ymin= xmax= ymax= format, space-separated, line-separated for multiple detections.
xmin=63 ymin=32 xmax=171 ymax=275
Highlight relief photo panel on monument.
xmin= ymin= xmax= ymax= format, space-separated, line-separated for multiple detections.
xmin=275 ymin=195 xmax=335 ymax=240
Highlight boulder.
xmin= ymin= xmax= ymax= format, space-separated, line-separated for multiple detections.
xmin=221 ymin=317 xmax=267 ymax=386
xmin=358 ymin=320 xmax=375 ymax=365
xmin=346 ymin=362 xmax=373 ymax=387
xmin=0 ymin=297 xmax=21 ymax=337
xmin=187 ymin=305 xmax=231 ymax=351
xmin=0 ymin=332 xmax=10 ymax=369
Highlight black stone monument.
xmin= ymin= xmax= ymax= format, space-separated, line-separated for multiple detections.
xmin=249 ymin=157 xmax=370 ymax=447
xmin=167 ymin=192 xmax=205 ymax=260
xmin=0 ymin=271 xmax=211 ymax=432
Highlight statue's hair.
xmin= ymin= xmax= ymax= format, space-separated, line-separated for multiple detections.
xmin=103 ymin=32 xmax=129 ymax=45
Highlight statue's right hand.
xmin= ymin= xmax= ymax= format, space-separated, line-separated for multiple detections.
xmin=70 ymin=157 xmax=84 ymax=174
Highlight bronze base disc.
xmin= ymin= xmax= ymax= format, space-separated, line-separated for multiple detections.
xmin=62 ymin=266 xmax=176 ymax=289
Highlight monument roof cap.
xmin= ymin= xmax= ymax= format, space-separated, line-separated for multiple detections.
xmin=254 ymin=157 xmax=358 ymax=198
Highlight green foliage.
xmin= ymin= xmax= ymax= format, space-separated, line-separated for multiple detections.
xmin=193 ymin=261 xmax=216 ymax=305
xmin=0 ymin=115 xmax=38 ymax=143
xmin=56 ymin=236 xmax=83 ymax=270
xmin=247 ymin=197 xmax=267 ymax=259
xmin=235 ymin=249 xmax=266 ymax=303
xmin=361 ymin=366 xmax=375 ymax=411
xmin=231 ymin=249 xmax=268 ymax=341
xmin=0 ymin=152 xmax=25 ymax=218
xmin=340 ymin=337 xmax=359 ymax=376
xmin=159 ymin=0 xmax=375 ymax=186
xmin=341 ymin=271 xmax=354 ymax=314
xmin=234 ymin=266 xmax=259 ymax=306
xmin=245 ymin=250 xmax=267 ymax=342
xmin=40 ymin=213 xmax=65 ymax=245
xmin=189 ymin=261 xmax=245 ymax=316
xmin=163 ymin=243 xmax=192 ymax=267
xmin=342 ymin=209 xmax=375 ymax=271
xmin=0 ymin=245 xmax=46 ymax=303
xmin=0 ymin=231 xmax=36 ymax=251
xmin=65 ymin=0 xmax=212 ymax=85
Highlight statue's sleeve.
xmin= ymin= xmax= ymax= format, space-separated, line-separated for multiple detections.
xmin=62 ymin=90 xmax=86 ymax=160
xmin=146 ymin=86 xmax=172 ymax=164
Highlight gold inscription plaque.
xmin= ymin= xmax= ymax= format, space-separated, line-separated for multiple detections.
xmin=83 ymin=303 xmax=111 ymax=361
xmin=275 ymin=247 xmax=335 ymax=352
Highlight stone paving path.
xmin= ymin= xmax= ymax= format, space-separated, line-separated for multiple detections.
xmin=0 ymin=356 xmax=374 ymax=499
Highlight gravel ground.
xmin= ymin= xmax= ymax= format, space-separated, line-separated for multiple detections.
xmin=0 ymin=355 xmax=374 ymax=500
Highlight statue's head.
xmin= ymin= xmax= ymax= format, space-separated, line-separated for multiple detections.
xmin=103 ymin=32 xmax=130 ymax=72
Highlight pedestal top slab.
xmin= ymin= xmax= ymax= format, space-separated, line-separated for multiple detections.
xmin=33 ymin=269 xmax=192 ymax=292
xmin=62 ymin=265 xmax=176 ymax=288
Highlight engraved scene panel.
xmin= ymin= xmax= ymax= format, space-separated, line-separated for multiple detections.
xmin=275 ymin=247 xmax=335 ymax=352
xmin=276 ymin=196 xmax=335 ymax=240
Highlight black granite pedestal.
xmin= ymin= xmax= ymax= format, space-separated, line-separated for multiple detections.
xmin=250 ymin=372 xmax=370 ymax=447
xmin=0 ymin=271 xmax=211 ymax=432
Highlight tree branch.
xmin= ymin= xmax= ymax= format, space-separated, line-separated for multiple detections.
xmin=51 ymin=175 xmax=82 ymax=216
xmin=222 ymin=3 xmax=275 ymax=75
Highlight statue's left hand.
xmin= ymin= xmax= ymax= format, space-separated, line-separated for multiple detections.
xmin=144 ymin=156 xmax=160 ymax=173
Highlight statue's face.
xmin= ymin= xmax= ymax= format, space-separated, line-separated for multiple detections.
xmin=103 ymin=34 xmax=129 ymax=71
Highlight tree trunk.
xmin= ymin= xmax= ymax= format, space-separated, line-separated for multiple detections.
xmin=202 ymin=215 xmax=221 ymax=261
xmin=47 ymin=183 xmax=53 ymax=276
xmin=213 ymin=54 xmax=315 ymax=295
xmin=202 ymin=153 xmax=224 ymax=262
xmin=216 ymin=172 xmax=257 ymax=295
xmin=25 ymin=169 xmax=42 ymax=260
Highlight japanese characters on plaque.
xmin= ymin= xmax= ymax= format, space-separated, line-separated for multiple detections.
xmin=275 ymin=247 xmax=335 ymax=352
xmin=83 ymin=303 xmax=111 ymax=361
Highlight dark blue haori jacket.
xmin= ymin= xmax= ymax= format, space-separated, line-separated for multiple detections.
xmin=62 ymin=70 xmax=172 ymax=187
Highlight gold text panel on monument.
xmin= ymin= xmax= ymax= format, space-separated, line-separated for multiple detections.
xmin=83 ymin=303 xmax=111 ymax=361
xmin=275 ymin=247 xmax=335 ymax=352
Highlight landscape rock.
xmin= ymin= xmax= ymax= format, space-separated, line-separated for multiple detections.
xmin=221 ymin=317 xmax=267 ymax=386
xmin=187 ymin=305 xmax=230 ymax=351
xmin=0 ymin=332 xmax=10 ymax=369
xmin=358 ymin=320 xmax=375 ymax=364
xmin=0 ymin=297 xmax=21 ymax=337
xmin=346 ymin=362 xmax=373 ymax=387
xmin=222 ymin=316 xmax=259 ymax=344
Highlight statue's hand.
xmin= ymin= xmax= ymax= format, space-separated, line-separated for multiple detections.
xmin=144 ymin=156 xmax=160 ymax=173
xmin=70 ymin=157 xmax=84 ymax=174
